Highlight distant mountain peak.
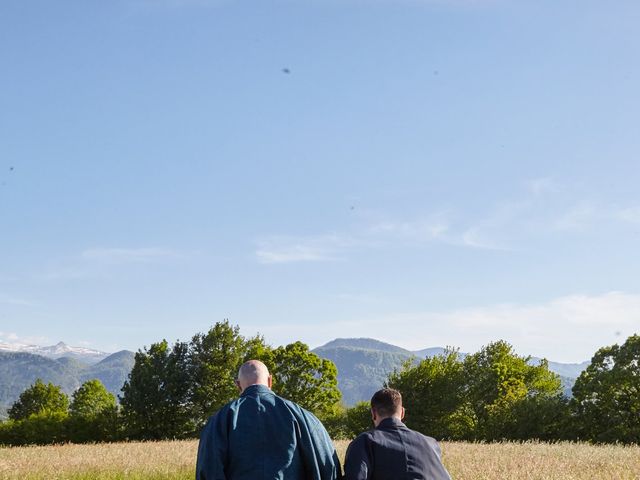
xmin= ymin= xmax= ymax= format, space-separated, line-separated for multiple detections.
xmin=0 ymin=341 xmax=109 ymax=364
xmin=316 ymin=337 xmax=412 ymax=354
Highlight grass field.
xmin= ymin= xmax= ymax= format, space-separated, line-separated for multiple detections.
xmin=1 ymin=439 xmax=639 ymax=479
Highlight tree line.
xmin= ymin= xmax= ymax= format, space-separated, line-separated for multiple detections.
xmin=1 ymin=321 xmax=638 ymax=445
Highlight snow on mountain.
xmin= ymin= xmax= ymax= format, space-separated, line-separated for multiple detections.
xmin=0 ymin=341 xmax=109 ymax=364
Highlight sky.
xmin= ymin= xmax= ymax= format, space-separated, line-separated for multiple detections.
xmin=1 ymin=0 xmax=639 ymax=363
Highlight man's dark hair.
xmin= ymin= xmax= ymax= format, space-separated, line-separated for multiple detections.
xmin=371 ymin=388 xmax=403 ymax=417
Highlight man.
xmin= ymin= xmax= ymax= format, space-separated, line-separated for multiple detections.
xmin=196 ymin=360 xmax=342 ymax=480
xmin=344 ymin=388 xmax=451 ymax=480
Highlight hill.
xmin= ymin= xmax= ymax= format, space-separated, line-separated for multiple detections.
xmin=313 ymin=338 xmax=589 ymax=405
xmin=0 ymin=350 xmax=135 ymax=418
xmin=312 ymin=338 xmax=428 ymax=405
xmin=0 ymin=341 xmax=109 ymax=364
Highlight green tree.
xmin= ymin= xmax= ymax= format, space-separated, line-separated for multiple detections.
xmin=572 ymin=334 xmax=640 ymax=443
xmin=270 ymin=341 xmax=341 ymax=417
xmin=0 ymin=412 xmax=69 ymax=446
xmin=70 ymin=379 xmax=116 ymax=418
xmin=463 ymin=340 xmax=563 ymax=440
xmin=344 ymin=401 xmax=374 ymax=438
xmin=8 ymin=379 xmax=69 ymax=421
xmin=387 ymin=350 xmax=473 ymax=440
xmin=189 ymin=320 xmax=249 ymax=426
xmin=68 ymin=379 xmax=119 ymax=443
xmin=120 ymin=340 xmax=194 ymax=440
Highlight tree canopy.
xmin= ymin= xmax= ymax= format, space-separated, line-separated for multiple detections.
xmin=8 ymin=379 xmax=69 ymax=421
xmin=572 ymin=334 xmax=640 ymax=443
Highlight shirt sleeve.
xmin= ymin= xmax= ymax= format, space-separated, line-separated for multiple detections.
xmin=343 ymin=435 xmax=371 ymax=480
xmin=195 ymin=413 xmax=228 ymax=480
xmin=294 ymin=407 xmax=342 ymax=480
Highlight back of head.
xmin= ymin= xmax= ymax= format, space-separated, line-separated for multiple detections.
xmin=237 ymin=360 xmax=271 ymax=391
xmin=371 ymin=388 xmax=403 ymax=418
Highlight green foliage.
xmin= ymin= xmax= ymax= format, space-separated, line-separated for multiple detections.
xmin=8 ymin=379 xmax=69 ymax=421
xmin=0 ymin=412 xmax=69 ymax=446
xmin=67 ymin=379 xmax=120 ymax=443
xmin=318 ymin=401 xmax=373 ymax=440
xmin=70 ymin=379 xmax=116 ymax=418
xmin=506 ymin=394 xmax=572 ymax=441
xmin=387 ymin=341 xmax=564 ymax=441
xmin=388 ymin=350 xmax=472 ymax=440
xmin=463 ymin=341 xmax=562 ymax=441
xmin=571 ymin=334 xmax=640 ymax=443
xmin=0 ymin=350 xmax=135 ymax=417
xmin=120 ymin=340 xmax=195 ymax=440
xmin=270 ymin=341 xmax=341 ymax=416
xmin=343 ymin=402 xmax=374 ymax=438
xmin=189 ymin=321 xmax=249 ymax=425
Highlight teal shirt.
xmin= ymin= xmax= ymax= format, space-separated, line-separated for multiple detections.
xmin=196 ymin=384 xmax=342 ymax=480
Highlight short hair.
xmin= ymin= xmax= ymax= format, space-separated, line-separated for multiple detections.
xmin=371 ymin=388 xmax=403 ymax=417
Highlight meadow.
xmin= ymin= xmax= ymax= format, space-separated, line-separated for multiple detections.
xmin=1 ymin=439 xmax=639 ymax=480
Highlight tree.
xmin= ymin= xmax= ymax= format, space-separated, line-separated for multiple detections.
xmin=68 ymin=379 xmax=119 ymax=443
xmin=344 ymin=402 xmax=374 ymax=438
xmin=120 ymin=340 xmax=194 ymax=439
xmin=8 ymin=379 xmax=69 ymax=421
xmin=387 ymin=350 xmax=473 ymax=440
xmin=270 ymin=341 xmax=341 ymax=417
xmin=189 ymin=321 xmax=249 ymax=426
xmin=70 ymin=379 xmax=116 ymax=418
xmin=463 ymin=341 xmax=563 ymax=441
xmin=572 ymin=334 xmax=640 ymax=443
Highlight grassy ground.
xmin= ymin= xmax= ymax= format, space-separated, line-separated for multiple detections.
xmin=1 ymin=439 xmax=639 ymax=479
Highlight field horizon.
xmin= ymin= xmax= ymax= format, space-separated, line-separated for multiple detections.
xmin=1 ymin=439 xmax=639 ymax=480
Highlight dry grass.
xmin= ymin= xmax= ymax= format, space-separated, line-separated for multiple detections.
xmin=1 ymin=439 xmax=639 ymax=479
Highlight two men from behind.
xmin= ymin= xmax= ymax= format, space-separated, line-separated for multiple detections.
xmin=196 ymin=360 xmax=341 ymax=480
xmin=344 ymin=388 xmax=451 ymax=480
xmin=195 ymin=360 xmax=450 ymax=480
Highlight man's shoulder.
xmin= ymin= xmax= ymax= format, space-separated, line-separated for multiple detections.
xmin=350 ymin=428 xmax=378 ymax=445
xmin=279 ymin=397 xmax=321 ymax=423
xmin=401 ymin=425 xmax=439 ymax=443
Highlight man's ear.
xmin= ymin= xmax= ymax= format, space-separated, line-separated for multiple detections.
xmin=267 ymin=375 xmax=273 ymax=389
xmin=371 ymin=408 xmax=377 ymax=423
xmin=235 ymin=379 xmax=242 ymax=393
xmin=400 ymin=407 xmax=405 ymax=420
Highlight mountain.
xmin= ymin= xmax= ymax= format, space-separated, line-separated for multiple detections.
xmin=0 ymin=341 xmax=109 ymax=365
xmin=313 ymin=338 xmax=416 ymax=405
xmin=313 ymin=338 xmax=589 ymax=406
xmin=411 ymin=347 xmax=448 ymax=358
xmin=0 ymin=350 xmax=135 ymax=419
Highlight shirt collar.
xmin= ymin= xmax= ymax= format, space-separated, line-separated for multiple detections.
xmin=376 ymin=417 xmax=406 ymax=429
xmin=240 ymin=384 xmax=273 ymax=397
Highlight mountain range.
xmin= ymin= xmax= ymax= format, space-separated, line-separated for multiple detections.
xmin=0 ymin=341 xmax=110 ymax=364
xmin=311 ymin=338 xmax=590 ymax=405
xmin=0 ymin=338 xmax=590 ymax=417
xmin=0 ymin=343 xmax=135 ymax=418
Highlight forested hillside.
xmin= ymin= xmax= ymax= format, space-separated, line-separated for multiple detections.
xmin=0 ymin=351 xmax=134 ymax=418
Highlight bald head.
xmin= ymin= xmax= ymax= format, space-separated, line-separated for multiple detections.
xmin=236 ymin=360 xmax=272 ymax=392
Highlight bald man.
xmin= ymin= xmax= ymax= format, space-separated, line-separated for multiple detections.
xmin=195 ymin=360 xmax=341 ymax=480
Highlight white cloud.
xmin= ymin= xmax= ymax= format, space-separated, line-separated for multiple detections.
xmin=255 ymin=178 xmax=640 ymax=264
xmin=0 ymin=331 xmax=50 ymax=346
xmin=616 ymin=206 xmax=640 ymax=224
xmin=256 ymin=235 xmax=353 ymax=264
xmin=248 ymin=292 xmax=640 ymax=363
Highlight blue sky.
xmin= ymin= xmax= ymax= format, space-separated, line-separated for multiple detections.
xmin=1 ymin=0 xmax=639 ymax=362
